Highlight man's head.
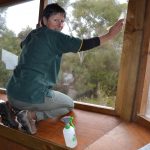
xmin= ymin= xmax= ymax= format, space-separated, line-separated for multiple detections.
xmin=41 ymin=3 xmax=66 ymax=31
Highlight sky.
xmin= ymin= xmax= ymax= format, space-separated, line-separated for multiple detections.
xmin=6 ymin=0 xmax=128 ymax=35
xmin=6 ymin=0 xmax=40 ymax=35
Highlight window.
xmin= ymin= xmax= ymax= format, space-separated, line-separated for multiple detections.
xmin=0 ymin=0 xmax=128 ymax=110
xmin=49 ymin=0 xmax=128 ymax=108
xmin=0 ymin=0 xmax=40 ymax=87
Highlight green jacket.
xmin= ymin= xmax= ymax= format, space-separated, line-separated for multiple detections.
xmin=7 ymin=27 xmax=82 ymax=104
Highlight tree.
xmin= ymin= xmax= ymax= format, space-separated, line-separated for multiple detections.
xmin=59 ymin=0 xmax=127 ymax=105
xmin=18 ymin=26 xmax=32 ymax=41
xmin=54 ymin=0 xmax=70 ymax=8
xmin=0 ymin=0 xmax=127 ymax=107
xmin=0 ymin=8 xmax=7 ymax=32
xmin=0 ymin=28 xmax=21 ymax=87
xmin=0 ymin=8 xmax=18 ymax=87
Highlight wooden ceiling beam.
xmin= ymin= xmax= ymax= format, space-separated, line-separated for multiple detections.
xmin=0 ymin=0 xmax=33 ymax=7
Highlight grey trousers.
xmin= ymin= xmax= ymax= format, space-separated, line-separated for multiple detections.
xmin=8 ymin=90 xmax=74 ymax=121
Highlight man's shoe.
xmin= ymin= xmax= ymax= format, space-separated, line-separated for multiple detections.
xmin=17 ymin=110 xmax=37 ymax=135
xmin=0 ymin=101 xmax=19 ymax=129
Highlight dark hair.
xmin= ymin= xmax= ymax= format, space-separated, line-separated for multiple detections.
xmin=41 ymin=3 xmax=66 ymax=26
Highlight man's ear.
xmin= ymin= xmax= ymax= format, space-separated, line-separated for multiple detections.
xmin=42 ymin=17 xmax=48 ymax=26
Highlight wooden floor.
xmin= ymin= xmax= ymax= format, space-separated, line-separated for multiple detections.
xmin=36 ymin=109 xmax=121 ymax=150
xmin=1 ymin=93 xmax=150 ymax=150
xmin=36 ymin=110 xmax=150 ymax=150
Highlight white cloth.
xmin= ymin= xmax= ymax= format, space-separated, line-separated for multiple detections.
xmin=1 ymin=49 xmax=18 ymax=70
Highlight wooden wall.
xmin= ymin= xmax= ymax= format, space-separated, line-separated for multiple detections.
xmin=134 ymin=0 xmax=150 ymax=123
xmin=116 ymin=0 xmax=150 ymax=122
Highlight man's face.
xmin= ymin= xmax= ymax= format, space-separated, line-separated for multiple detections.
xmin=47 ymin=13 xmax=65 ymax=31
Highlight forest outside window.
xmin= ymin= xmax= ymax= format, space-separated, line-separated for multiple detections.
xmin=0 ymin=0 xmax=128 ymax=110
xmin=50 ymin=0 xmax=128 ymax=108
xmin=0 ymin=0 xmax=40 ymax=88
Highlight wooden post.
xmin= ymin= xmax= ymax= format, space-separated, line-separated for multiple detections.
xmin=133 ymin=0 xmax=150 ymax=120
xmin=37 ymin=0 xmax=48 ymax=28
xmin=115 ymin=0 xmax=146 ymax=121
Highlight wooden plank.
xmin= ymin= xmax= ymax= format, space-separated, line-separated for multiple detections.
xmin=0 ymin=0 xmax=33 ymax=7
xmin=115 ymin=0 xmax=146 ymax=121
xmin=37 ymin=0 xmax=47 ymax=27
xmin=133 ymin=0 xmax=150 ymax=118
xmin=85 ymin=122 xmax=150 ymax=150
xmin=0 ymin=125 xmax=67 ymax=150
xmin=74 ymin=101 xmax=117 ymax=116
xmin=136 ymin=115 xmax=150 ymax=130
xmin=0 ymin=88 xmax=6 ymax=94
xmin=0 ymin=136 xmax=32 ymax=150
xmin=36 ymin=109 xmax=121 ymax=150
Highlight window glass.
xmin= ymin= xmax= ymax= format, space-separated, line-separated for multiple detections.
xmin=0 ymin=0 xmax=40 ymax=88
xmin=51 ymin=0 xmax=128 ymax=108
xmin=0 ymin=0 xmax=128 ymax=108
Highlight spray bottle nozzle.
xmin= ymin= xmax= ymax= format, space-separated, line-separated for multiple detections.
xmin=61 ymin=116 xmax=75 ymax=128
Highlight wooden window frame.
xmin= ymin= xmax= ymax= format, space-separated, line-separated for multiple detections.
xmin=115 ymin=0 xmax=150 ymax=127
xmin=38 ymin=0 xmax=150 ymax=125
xmin=115 ymin=0 xmax=147 ymax=120
xmin=1 ymin=0 xmax=150 ymax=127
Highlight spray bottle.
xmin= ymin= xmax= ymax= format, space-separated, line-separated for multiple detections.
xmin=61 ymin=116 xmax=77 ymax=148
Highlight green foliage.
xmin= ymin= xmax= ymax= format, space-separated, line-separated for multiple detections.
xmin=0 ymin=58 xmax=12 ymax=87
xmin=54 ymin=0 xmax=70 ymax=8
xmin=0 ymin=0 xmax=127 ymax=108
xmin=71 ymin=0 xmax=123 ymax=37
xmin=0 ymin=7 xmax=21 ymax=88
xmin=84 ymin=47 xmax=119 ymax=96
xmin=18 ymin=26 xmax=32 ymax=41
xmin=0 ymin=7 xmax=7 ymax=30
xmin=59 ymin=0 xmax=127 ymax=107
xmin=0 ymin=29 xmax=21 ymax=88
xmin=0 ymin=29 xmax=21 ymax=55
xmin=78 ymin=96 xmax=116 ymax=107
xmin=0 ymin=7 xmax=34 ymax=87
xmin=61 ymin=46 xmax=120 ymax=97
